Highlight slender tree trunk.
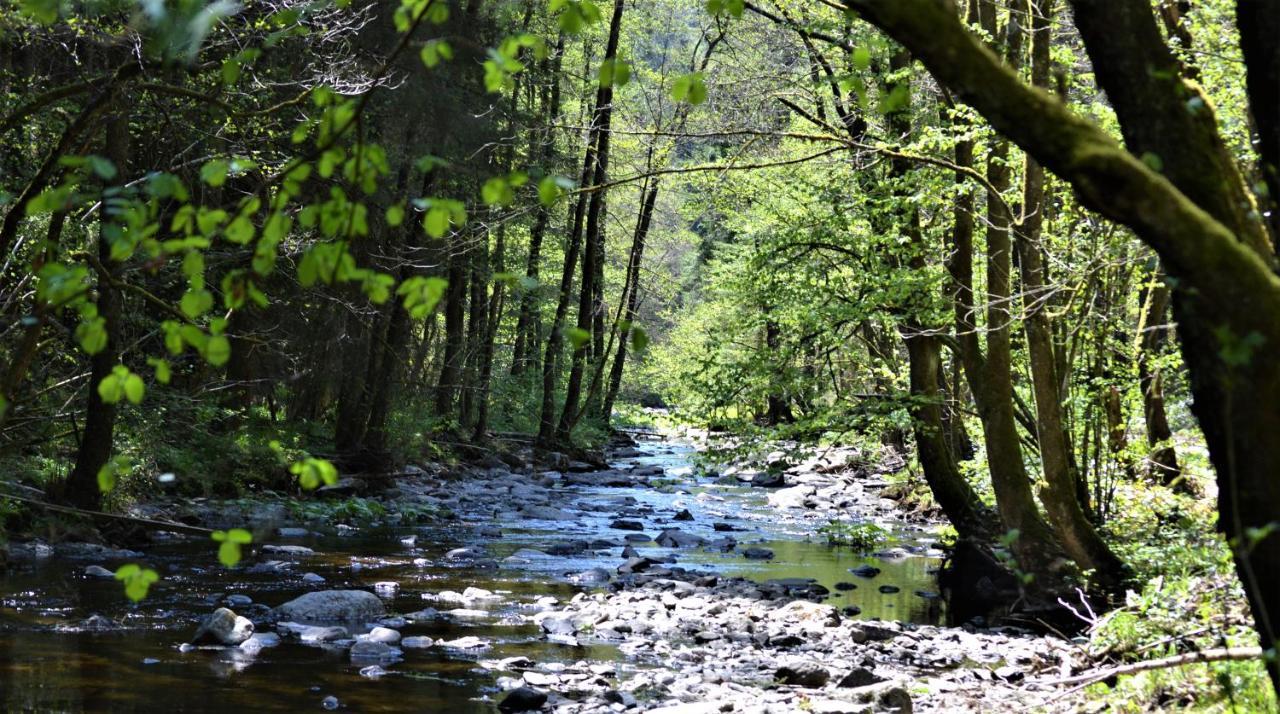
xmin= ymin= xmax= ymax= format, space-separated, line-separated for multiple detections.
xmin=435 ymin=234 xmax=468 ymax=423
xmin=558 ymin=0 xmax=625 ymax=442
xmin=602 ymin=180 xmax=658 ymax=421
xmin=64 ymin=112 xmax=129 ymax=510
xmin=1014 ymin=0 xmax=1129 ymax=588
xmin=1135 ymin=268 xmax=1181 ymax=484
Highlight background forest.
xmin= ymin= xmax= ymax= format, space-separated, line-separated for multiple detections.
xmin=3 ymin=0 xmax=1280 ymax=710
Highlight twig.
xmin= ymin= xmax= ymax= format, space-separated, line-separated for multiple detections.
xmin=1044 ymin=647 xmax=1265 ymax=690
xmin=0 ymin=490 xmax=215 ymax=537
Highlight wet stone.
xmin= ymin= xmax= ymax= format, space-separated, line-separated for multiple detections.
xmin=776 ymin=662 xmax=830 ymax=687
xmin=499 ymin=686 xmax=548 ymax=713
xmin=743 ymin=547 xmax=774 ymax=560
xmin=849 ymin=565 xmax=882 ymax=578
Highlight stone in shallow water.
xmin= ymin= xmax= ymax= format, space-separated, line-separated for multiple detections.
xmin=838 ymin=667 xmax=885 ymax=688
xmin=362 ymin=626 xmax=401 ymax=644
xmin=776 ymin=662 xmax=830 ymax=687
xmin=321 ymin=696 xmax=339 ymax=710
xmin=673 ymin=508 xmax=695 ymax=521
xmin=349 ymin=640 xmax=402 ymax=662
xmin=190 ymin=608 xmax=254 ymax=646
xmin=835 ymin=581 xmax=858 ymax=591
xmin=743 ymin=547 xmax=774 ymax=560
xmin=401 ymin=636 xmax=434 ymax=649
xmin=498 ymin=686 xmax=548 ymax=713
xmin=610 ymin=519 xmax=645 ymax=531
xmin=438 ymin=636 xmax=490 ymax=650
xmin=273 ymin=590 xmax=385 ymax=622
xmin=849 ymin=564 xmax=881 ymax=578
xmin=83 ymin=565 xmax=114 ymax=578
xmin=878 ymin=584 xmax=901 ymax=594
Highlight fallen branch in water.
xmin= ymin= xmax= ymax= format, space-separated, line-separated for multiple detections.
xmin=1042 ymin=647 xmax=1266 ymax=700
xmin=0 ymin=490 xmax=215 ymax=537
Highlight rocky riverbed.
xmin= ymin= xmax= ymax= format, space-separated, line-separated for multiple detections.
xmin=0 ymin=429 xmax=1091 ymax=711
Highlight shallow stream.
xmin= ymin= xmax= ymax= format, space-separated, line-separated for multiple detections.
xmin=0 ymin=435 xmax=944 ymax=712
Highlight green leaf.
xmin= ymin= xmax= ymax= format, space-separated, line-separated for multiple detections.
xmin=291 ymin=457 xmax=340 ymax=490
xmin=705 ymin=0 xmax=744 ymax=17
xmin=205 ymin=335 xmax=231 ymax=366
xmin=76 ymin=316 xmax=108 ymax=355
xmin=386 ymin=204 xmax=405 ymax=227
xmin=115 ymin=564 xmax=159 ymax=602
xmin=123 ymin=374 xmax=145 ymax=404
xmin=598 ymin=58 xmax=631 ymax=88
xmin=852 ymin=46 xmax=872 ymax=71
xmin=630 ymin=325 xmax=649 ymax=353
xmin=397 ymin=276 xmax=449 ymax=318
xmin=200 ymin=159 xmax=230 ymax=187
xmin=224 ymin=215 xmax=255 ymax=245
xmin=87 ymin=155 xmax=117 ymax=180
xmin=180 ymin=289 xmax=214 ymax=319
xmin=672 ymin=73 xmax=708 ymax=105
xmin=148 ymin=357 xmax=172 ymax=384
xmin=565 ymin=326 xmax=591 ymax=349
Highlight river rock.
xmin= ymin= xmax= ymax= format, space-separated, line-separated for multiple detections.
xmin=262 ymin=544 xmax=313 ymax=557
xmin=361 ymin=626 xmax=401 ymax=644
xmin=498 ymin=686 xmax=548 ymax=712
xmin=878 ymin=584 xmax=901 ymax=594
xmin=618 ymin=556 xmax=655 ymax=574
xmin=521 ymin=505 xmax=574 ymax=521
xmin=610 ymin=519 xmax=645 ymax=531
xmin=776 ymin=662 xmax=830 ymax=687
xmin=278 ymin=622 xmax=349 ymax=642
xmin=190 ymin=607 xmax=254 ymax=646
xmin=84 ymin=565 xmax=115 ymax=578
xmin=672 ymin=509 xmax=694 ymax=521
xmin=849 ymin=565 xmax=881 ymax=578
xmin=655 ymin=529 xmax=705 ymax=547
xmin=401 ymin=636 xmax=434 ymax=649
xmin=273 ymin=590 xmax=385 ymax=622
xmin=839 ymin=667 xmax=885 ymax=688
xmin=742 ymin=547 xmax=774 ymax=560
xmin=349 ymin=639 xmax=402 ymax=662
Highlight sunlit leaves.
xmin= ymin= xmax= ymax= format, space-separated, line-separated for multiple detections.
xmin=291 ymin=457 xmax=339 ymax=490
xmin=417 ymin=198 xmax=466 ymax=238
xmin=115 ymin=564 xmax=160 ymax=602
xmin=481 ymin=172 xmax=529 ymax=206
xmin=538 ymin=175 xmax=575 ymax=207
xmin=705 ymin=0 xmax=744 ymax=18
xmin=394 ymin=0 xmax=448 ymax=32
xmin=550 ymin=0 xmax=601 ymax=34
xmin=420 ymin=39 xmax=454 ymax=68
xmin=97 ymin=455 xmax=132 ymax=494
xmin=484 ymin=34 xmax=544 ymax=93
xmin=385 ymin=203 xmax=405 ymax=227
xmin=98 ymin=365 xmax=145 ymax=405
xmin=671 ymin=72 xmax=708 ymax=105
xmin=180 ymin=289 xmax=214 ymax=319
xmin=852 ymin=46 xmax=872 ymax=71
xmin=75 ymin=315 xmax=108 ymax=355
xmin=211 ymin=528 xmax=252 ymax=567
xmin=565 ymin=326 xmax=591 ymax=349
xmin=147 ymin=357 xmax=171 ymax=384
xmin=397 ymin=276 xmax=448 ymax=318
xmin=598 ymin=57 xmax=631 ymax=88
xmin=18 ymin=0 xmax=59 ymax=24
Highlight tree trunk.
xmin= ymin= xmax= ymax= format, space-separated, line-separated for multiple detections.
xmin=435 ymin=234 xmax=468 ymax=423
xmin=558 ymin=0 xmax=625 ymax=442
xmin=602 ymin=180 xmax=658 ymax=421
xmin=64 ymin=112 xmax=129 ymax=510
xmin=1015 ymin=0 xmax=1129 ymax=589
xmin=1135 ymin=269 xmax=1181 ymax=484
xmin=845 ymin=0 xmax=1280 ymax=691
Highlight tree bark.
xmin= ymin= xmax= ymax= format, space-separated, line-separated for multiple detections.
xmin=558 ymin=0 xmax=625 ymax=442
xmin=1014 ymin=0 xmax=1129 ymax=589
xmin=844 ymin=0 xmax=1280 ymax=692
xmin=65 ymin=112 xmax=129 ymax=510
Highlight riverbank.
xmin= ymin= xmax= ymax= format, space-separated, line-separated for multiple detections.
xmin=1 ymin=429 xmax=1095 ymax=711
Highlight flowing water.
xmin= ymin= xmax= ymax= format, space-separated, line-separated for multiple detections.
xmin=0 ymin=435 xmax=944 ymax=712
